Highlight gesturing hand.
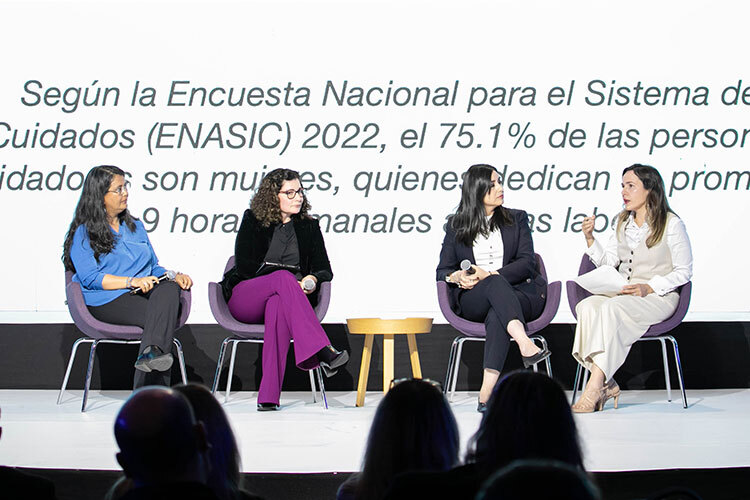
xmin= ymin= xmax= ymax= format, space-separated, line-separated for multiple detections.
xmin=582 ymin=216 xmax=595 ymax=246
xmin=620 ymin=283 xmax=653 ymax=297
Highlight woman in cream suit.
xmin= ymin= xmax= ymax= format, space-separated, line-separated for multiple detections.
xmin=571 ymin=164 xmax=693 ymax=413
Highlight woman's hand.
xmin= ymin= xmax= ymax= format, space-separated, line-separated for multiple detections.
xmin=472 ymin=266 xmax=492 ymax=281
xmin=131 ymin=276 xmax=159 ymax=293
xmin=582 ymin=215 xmax=596 ymax=247
xmin=451 ymin=270 xmax=479 ymax=290
xmin=620 ymin=283 xmax=653 ymax=297
xmin=174 ymin=273 xmax=193 ymax=290
xmin=299 ymin=274 xmax=317 ymax=294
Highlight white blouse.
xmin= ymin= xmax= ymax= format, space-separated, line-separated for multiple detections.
xmin=586 ymin=213 xmax=693 ymax=296
xmin=474 ymin=226 xmax=504 ymax=273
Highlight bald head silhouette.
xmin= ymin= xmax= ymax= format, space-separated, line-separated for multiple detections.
xmin=114 ymin=387 xmax=209 ymax=487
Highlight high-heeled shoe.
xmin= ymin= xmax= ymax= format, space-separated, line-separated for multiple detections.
xmin=521 ymin=347 xmax=551 ymax=369
xmin=571 ymin=387 xmax=606 ymax=413
xmin=257 ymin=402 xmax=280 ymax=412
xmin=603 ymin=379 xmax=620 ymax=409
xmin=317 ymin=345 xmax=349 ymax=377
xmin=477 ymin=398 xmax=487 ymax=413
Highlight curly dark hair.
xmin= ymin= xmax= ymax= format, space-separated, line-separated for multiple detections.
xmin=250 ymin=168 xmax=311 ymax=226
xmin=62 ymin=165 xmax=137 ymax=272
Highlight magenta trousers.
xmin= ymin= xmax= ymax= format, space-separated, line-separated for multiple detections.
xmin=227 ymin=270 xmax=329 ymax=404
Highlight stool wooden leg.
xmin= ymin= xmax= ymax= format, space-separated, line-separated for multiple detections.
xmin=355 ymin=334 xmax=374 ymax=407
xmin=406 ymin=333 xmax=422 ymax=378
xmin=383 ymin=334 xmax=395 ymax=394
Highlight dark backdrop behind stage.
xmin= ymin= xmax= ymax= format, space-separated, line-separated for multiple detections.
xmin=1 ymin=322 xmax=748 ymax=391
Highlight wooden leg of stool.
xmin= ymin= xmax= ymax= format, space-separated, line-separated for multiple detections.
xmin=383 ymin=334 xmax=395 ymax=394
xmin=355 ymin=334 xmax=374 ymax=407
xmin=406 ymin=333 xmax=422 ymax=378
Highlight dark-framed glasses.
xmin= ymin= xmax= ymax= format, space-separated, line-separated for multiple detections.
xmin=279 ymin=187 xmax=305 ymax=199
xmin=108 ymin=181 xmax=131 ymax=195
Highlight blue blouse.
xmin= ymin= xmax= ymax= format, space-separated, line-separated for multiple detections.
xmin=70 ymin=220 xmax=167 ymax=306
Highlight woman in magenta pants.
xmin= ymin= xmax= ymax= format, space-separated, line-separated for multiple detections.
xmin=219 ymin=168 xmax=348 ymax=411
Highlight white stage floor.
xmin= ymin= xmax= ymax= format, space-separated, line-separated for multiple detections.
xmin=1 ymin=389 xmax=749 ymax=473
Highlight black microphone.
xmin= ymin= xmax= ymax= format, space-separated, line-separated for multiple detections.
xmin=460 ymin=259 xmax=476 ymax=275
xmin=129 ymin=270 xmax=176 ymax=294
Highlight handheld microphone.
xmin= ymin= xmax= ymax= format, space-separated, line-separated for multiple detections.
xmin=302 ymin=278 xmax=316 ymax=291
xmin=130 ymin=270 xmax=176 ymax=294
xmin=460 ymin=259 xmax=476 ymax=275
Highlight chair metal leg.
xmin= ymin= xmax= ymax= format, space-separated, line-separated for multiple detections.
xmin=450 ymin=338 xmax=467 ymax=401
xmin=534 ymin=336 xmax=553 ymax=377
xmin=571 ymin=363 xmax=583 ymax=404
xmin=212 ymin=337 xmax=232 ymax=394
xmin=173 ymin=338 xmax=188 ymax=384
xmin=315 ymin=367 xmax=328 ymax=409
xmin=443 ymin=338 xmax=460 ymax=396
xmin=658 ymin=337 xmax=672 ymax=402
xmin=308 ymin=369 xmax=317 ymax=403
xmin=668 ymin=335 xmax=688 ymax=409
xmin=58 ymin=338 xmax=90 ymax=404
xmin=81 ymin=340 xmax=100 ymax=412
xmin=225 ymin=340 xmax=239 ymax=404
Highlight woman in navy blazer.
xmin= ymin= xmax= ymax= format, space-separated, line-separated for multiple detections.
xmin=436 ymin=164 xmax=549 ymax=411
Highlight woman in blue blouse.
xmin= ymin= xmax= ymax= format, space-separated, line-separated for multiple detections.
xmin=63 ymin=165 xmax=192 ymax=388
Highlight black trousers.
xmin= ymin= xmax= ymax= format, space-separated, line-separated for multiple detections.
xmin=459 ymin=275 xmax=533 ymax=371
xmin=88 ymin=280 xmax=181 ymax=388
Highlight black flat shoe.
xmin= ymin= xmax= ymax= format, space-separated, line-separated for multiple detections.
xmin=134 ymin=345 xmax=174 ymax=373
xmin=318 ymin=346 xmax=349 ymax=377
xmin=477 ymin=400 xmax=487 ymax=413
xmin=522 ymin=347 xmax=551 ymax=369
xmin=257 ymin=402 xmax=281 ymax=411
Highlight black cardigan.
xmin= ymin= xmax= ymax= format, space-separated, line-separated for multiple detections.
xmin=220 ymin=209 xmax=333 ymax=302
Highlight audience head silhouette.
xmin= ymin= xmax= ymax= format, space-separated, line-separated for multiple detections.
xmin=114 ymin=387 xmax=210 ymax=488
xmin=354 ymin=378 xmax=459 ymax=500
xmin=173 ymin=384 xmax=243 ymax=500
xmin=467 ymin=371 xmax=584 ymax=472
xmin=476 ymin=459 xmax=600 ymax=500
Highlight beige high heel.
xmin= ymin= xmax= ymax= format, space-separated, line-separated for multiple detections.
xmin=571 ymin=387 xmax=606 ymax=413
xmin=603 ymin=379 xmax=620 ymax=409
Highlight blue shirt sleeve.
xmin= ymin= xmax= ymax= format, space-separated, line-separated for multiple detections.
xmin=137 ymin=221 xmax=167 ymax=277
xmin=70 ymin=225 xmax=106 ymax=290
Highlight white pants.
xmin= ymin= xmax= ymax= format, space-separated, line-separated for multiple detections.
xmin=571 ymin=292 xmax=679 ymax=380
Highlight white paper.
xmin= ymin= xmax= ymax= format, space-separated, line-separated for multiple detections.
xmin=574 ymin=266 xmax=627 ymax=297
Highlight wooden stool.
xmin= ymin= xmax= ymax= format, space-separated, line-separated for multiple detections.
xmin=346 ymin=317 xmax=432 ymax=407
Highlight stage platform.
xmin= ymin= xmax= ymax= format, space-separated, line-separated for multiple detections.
xmin=2 ymin=388 xmax=749 ymax=474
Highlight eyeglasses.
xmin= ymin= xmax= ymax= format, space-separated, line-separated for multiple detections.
xmin=389 ymin=377 xmax=443 ymax=391
xmin=108 ymin=181 xmax=130 ymax=195
xmin=279 ymin=187 xmax=305 ymax=199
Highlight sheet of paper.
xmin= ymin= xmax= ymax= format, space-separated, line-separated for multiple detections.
xmin=574 ymin=266 xmax=628 ymax=297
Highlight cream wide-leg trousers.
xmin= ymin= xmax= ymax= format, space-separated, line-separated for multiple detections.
xmin=572 ymin=292 xmax=679 ymax=380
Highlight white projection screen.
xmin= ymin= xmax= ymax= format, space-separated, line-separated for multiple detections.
xmin=1 ymin=0 xmax=748 ymax=323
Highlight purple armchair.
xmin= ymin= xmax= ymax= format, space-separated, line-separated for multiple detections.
xmin=59 ymin=271 xmax=191 ymax=412
xmin=438 ymin=253 xmax=561 ymax=400
xmin=208 ymin=256 xmax=331 ymax=408
xmin=567 ymin=254 xmax=691 ymax=408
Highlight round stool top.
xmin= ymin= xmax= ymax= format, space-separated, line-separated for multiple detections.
xmin=346 ymin=317 xmax=433 ymax=335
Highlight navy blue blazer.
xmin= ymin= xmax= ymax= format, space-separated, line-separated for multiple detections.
xmin=436 ymin=208 xmax=547 ymax=318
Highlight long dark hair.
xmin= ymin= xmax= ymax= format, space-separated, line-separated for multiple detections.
xmin=355 ymin=379 xmax=459 ymax=500
xmin=62 ymin=165 xmax=137 ymax=272
xmin=617 ymin=164 xmax=674 ymax=248
xmin=450 ymin=164 xmax=513 ymax=247
xmin=466 ymin=371 xmax=584 ymax=472
xmin=250 ymin=168 xmax=311 ymax=227
xmin=173 ymin=384 xmax=243 ymax=500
